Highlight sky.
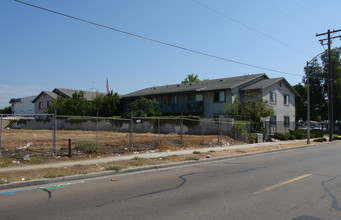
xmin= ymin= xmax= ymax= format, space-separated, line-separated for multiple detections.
xmin=1 ymin=0 xmax=341 ymax=108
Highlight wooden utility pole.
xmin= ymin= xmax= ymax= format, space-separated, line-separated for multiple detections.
xmin=316 ymin=29 xmax=341 ymax=141
xmin=306 ymin=62 xmax=310 ymax=144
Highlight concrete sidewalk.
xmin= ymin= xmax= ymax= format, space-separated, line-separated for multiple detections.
xmin=0 ymin=140 xmax=308 ymax=173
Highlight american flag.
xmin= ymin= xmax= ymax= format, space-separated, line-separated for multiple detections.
xmin=106 ymin=78 xmax=110 ymax=94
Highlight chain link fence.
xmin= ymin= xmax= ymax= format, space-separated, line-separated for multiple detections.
xmin=0 ymin=114 xmax=252 ymax=158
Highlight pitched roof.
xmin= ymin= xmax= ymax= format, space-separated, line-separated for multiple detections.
xmin=32 ymin=91 xmax=58 ymax=103
xmin=123 ymin=74 xmax=267 ymax=98
xmin=241 ymin=78 xmax=283 ymax=90
xmin=241 ymin=77 xmax=300 ymax=96
xmin=53 ymin=88 xmax=102 ymax=101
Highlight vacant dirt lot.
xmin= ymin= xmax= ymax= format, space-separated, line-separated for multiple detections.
xmin=0 ymin=139 xmax=323 ymax=184
xmin=1 ymin=129 xmax=242 ymax=158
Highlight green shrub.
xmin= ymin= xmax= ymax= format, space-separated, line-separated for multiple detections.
xmin=289 ymin=129 xmax=306 ymax=139
xmin=311 ymin=130 xmax=324 ymax=138
xmin=274 ymin=132 xmax=296 ymax=141
xmin=74 ymin=140 xmax=101 ymax=154
xmin=266 ymin=137 xmax=273 ymax=142
xmin=192 ymin=151 xmax=201 ymax=154
xmin=288 ymin=134 xmax=296 ymax=140
xmin=333 ymin=135 xmax=341 ymax=140
xmin=249 ymin=133 xmax=257 ymax=143
xmin=314 ymin=137 xmax=327 ymax=142
xmin=274 ymin=133 xmax=288 ymax=141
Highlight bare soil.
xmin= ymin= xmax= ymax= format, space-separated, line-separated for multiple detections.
xmin=1 ymin=129 xmax=242 ymax=159
xmin=0 ymin=139 xmax=322 ymax=184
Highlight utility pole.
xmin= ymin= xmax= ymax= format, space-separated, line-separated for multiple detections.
xmin=316 ymin=29 xmax=341 ymax=141
xmin=306 ymin=62 xmax=310 ymax=144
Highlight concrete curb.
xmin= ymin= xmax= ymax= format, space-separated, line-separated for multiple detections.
xmin=0 ymin=141 xmax=327 ymax=191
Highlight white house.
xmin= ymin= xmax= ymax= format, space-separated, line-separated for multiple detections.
xmin=9 ymin=95 xmax=37 ymax=115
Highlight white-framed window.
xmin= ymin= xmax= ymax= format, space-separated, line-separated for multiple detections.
xmin=270 ymin=92 xmax=277 ymax=104
xmin=284 ymin=95 xmax=290 ymax=105
xmin=214 ymin=91 xmax=225 ymax=102
xmin=284 ymin=116 xmax=290 ymax=127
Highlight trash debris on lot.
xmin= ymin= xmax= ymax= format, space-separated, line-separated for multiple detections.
xmin=23 ymin=155 xmax=30 ymax=161
xmin=206 ymin=155 xmax=211 ymax=158
xmin=16 ymin=142 xmax=33 ymax=150
xmin=111 ymin=179 xmax=119 ymax=182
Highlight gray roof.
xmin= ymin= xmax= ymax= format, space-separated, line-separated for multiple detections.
xmin=123 ymin=74 xmax=267 ymax=98
xmin=9 ymin=95 xmax=37 ymax=104
xmin=241 ymin=78 xmax=283 ymax=90
xmin=32 ymin=91 xmax=58 ymax=103
xmin=53 ymin=88 xmax=105 ymax=101
xmin=241 ymin=77 xmax=300 ymax=96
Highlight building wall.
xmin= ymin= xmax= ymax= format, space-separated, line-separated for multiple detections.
xmin=263 ymin=81 xmax=296 ymax=133
xmin=34 ymin=94 xmax=53 ymax=114
xmin=203 ymin=90 xmax=231 ymax=118
xmin=10 ymin=96 xmax=36 ymax=115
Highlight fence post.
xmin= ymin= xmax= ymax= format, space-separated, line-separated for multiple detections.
xmin=52 ymin=109 xmax=57 ymax=155
xmin=201 ymin=120 xmax=204 ymax=145
xmin=217 ymin=118 xmax=220 ymax=145
xmin=96 ymin=111 xmax=99 ymax=147
xmin=129 ymin=111 xmax=133 ymax=151
xmin=220 ymin=118 xmax=223 ymax=145
xmin=0 ymin=114 xmax=2 ymax=158
xmin=158 ymin=118 xmax=161 ymax=146
xmin=180 ymin=116 xmax=183 ymax=145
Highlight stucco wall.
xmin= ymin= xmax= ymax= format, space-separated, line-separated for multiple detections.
xmin=35 ymin=94 xmax=53 ymax=114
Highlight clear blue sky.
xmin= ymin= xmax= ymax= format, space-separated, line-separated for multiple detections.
xmin=1 ymin=0 xmax=341 ymax=108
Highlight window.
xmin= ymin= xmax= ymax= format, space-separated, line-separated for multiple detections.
xmin=270 ymin=115 xmax=277 ymax=127
xmin=196 ymin=94 xmax=203 ymax=102
xmin=284 ymin=95 xmax=289 ymax=105
xmin=47 ymin=101 xmax=51 ymax=107
xmin=284 ymin=116 xmax=290 ymax=127
xmin=270 ymin=92 xmax=277 ymax=104
xmin=39 ymin=102 xmax=43 ymax=110
xmin=214 ymin=91 xmax=225 ymax=102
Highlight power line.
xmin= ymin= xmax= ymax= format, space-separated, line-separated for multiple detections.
xmin=263 ymin=0 xmax=316 ymax=33
xmin=191 ymin=0 xmax=312 ymax=57
xmin=293 ymin=0 xmax=330 ymax=28
xmin=14 ymin=0 xmax=302 ymax=77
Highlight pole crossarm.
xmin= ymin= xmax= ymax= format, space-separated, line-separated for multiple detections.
xmin=315 ymin=29 xmax=341 ymax=141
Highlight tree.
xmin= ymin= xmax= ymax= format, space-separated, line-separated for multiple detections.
xmin=182 ymin=74 xmax=200 ymax=84
xmin=303 ymin=58 xmax=326 ymax=121
xmin=0 ymin=106 xmax=12 ymax=114
xmin=48 ymin=91 xmax=90 ymax=116
xmin=293 ymin=83 xmax=307 ymax=121
xmin=124 ymin=97 xmax=162 ymax=118
xmin=321 ymin=48 xmax=341 ymax=120
xmin=90 ymin=91 xmax=121 ymax=117
xmin=224 ymin=96 xmax=274 ymax=132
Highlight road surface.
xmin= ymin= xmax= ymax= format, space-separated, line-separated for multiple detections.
xmin=1 ymin=142 xmax=341 ymax=219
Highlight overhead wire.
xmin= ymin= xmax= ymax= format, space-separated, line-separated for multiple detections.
xmin=191 ymin=0 xmax=312 ymax=58
xmin=262 ymin=0 xmax=316 ymax=33
xmin=14 ymin=0 xmax=302 ymax=77
xmin=293 ymin=0 xmax=330 ymax=28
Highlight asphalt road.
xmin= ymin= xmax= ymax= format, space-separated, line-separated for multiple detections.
xmin=1 ymin=142 xmax=341 ymax=220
